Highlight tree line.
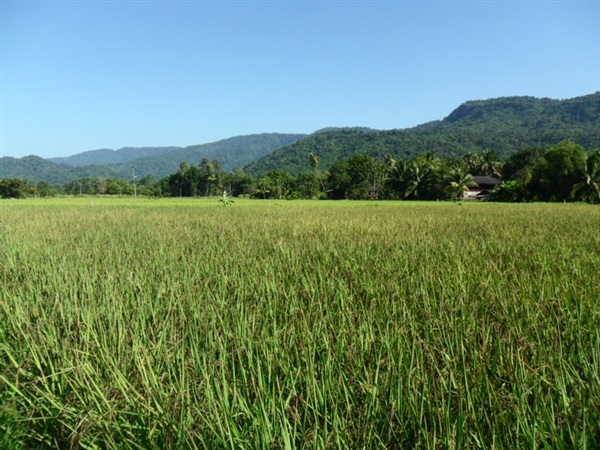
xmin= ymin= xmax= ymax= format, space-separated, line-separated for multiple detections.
xmin=1 ymin=142 xmax=598 ymax=203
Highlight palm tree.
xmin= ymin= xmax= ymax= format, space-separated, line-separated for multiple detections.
xmin=309 ymin=151 xmax=320 ymax=170
xmin=571 ymin=151 xmax=600 ymax=204
xmin=404 ymin=163 xmax=431 ymax=200
xmin=384 ymin=154 xmax=397 ymax=170
xmin=385 ymin=159 xmax=409 ymax=198
xmin=446 ymin=169 xmax=477 ymax=200
xmin=479 ymin=149 xmax=503 ymax=178
xmin=463 ymin=151 xmax=483 ymax=174
xmin=309 ymin=152 xmax=327 ymax=194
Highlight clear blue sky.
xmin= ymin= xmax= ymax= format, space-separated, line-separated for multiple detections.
xmin=2 ymin=1 xmax=599 ymax=159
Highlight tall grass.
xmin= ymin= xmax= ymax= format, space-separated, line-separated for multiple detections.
xmin=1 ymin=199 xmax=599 ymax=448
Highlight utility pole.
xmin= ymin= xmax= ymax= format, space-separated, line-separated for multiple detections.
xmin=132 ymin=167 xmax=137 ymax=199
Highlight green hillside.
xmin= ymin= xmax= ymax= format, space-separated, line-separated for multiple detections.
xmin=245 ymin=93 xmax=600 ymax=175
xmin=0 ymin=156 xmax=126 ymax=185
xmin=440 ymin=93 xmax=600 ymax=131
xmin=3 ymin=93 xmax=599 ymax=183
xmin=112 ymin=133 xmax=307 ymax=179
xmin=0 ymin=134 xmax=306 ymax=184
xmin=48 ymin=147 xmax=180 ymax=167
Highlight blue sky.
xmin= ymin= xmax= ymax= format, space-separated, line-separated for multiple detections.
xmin=1 ymin=1 xmax=599 ymax=159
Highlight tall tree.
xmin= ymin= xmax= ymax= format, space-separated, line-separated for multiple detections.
xmin=266 ymin=170 xmax=294 ymax=200
xmin=224 ymin=168 xmax=255 ymax=197
xmin=531 ymin=141 xmax=587 ymax=201
xmin=309 ymin=152 xmax=327 ymax=194
xmin=327 ymin=160 xmax=352 ymax=199
xmin=346 ymin=154 xmax=377 ymax=199
xmin=385 ymin=159 xmax=410 ymax=199
xmin=0 ymin=178 xmax=33 ymax=198
xmin=294 ymin=172 xmax=321 ymax=199
xmin=404 ymin=163 xmax=432 ymax=200
xmin=571 ymin=150 xmax=600 ymax=203
xmin=463 ymin=151 xmax=483 ymax=175
xmin=479 ymin=149 xmax=503 ymax=178
xmin=446 ymin=169 xmax=477 ymax=200
xmin=198 ymin=158 xmax=222 ymax=196
xmin=384 ymin=154 xmax=397 ymax=170
xmin=503 ymin=147 xmax=546 ymax=183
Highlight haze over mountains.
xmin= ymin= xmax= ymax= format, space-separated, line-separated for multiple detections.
xmin=2 ymin=93 xmax=599 ymax=184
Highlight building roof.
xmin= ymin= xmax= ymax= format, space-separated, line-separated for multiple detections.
xmin=472 ymin=176 xmax=501 ymax=186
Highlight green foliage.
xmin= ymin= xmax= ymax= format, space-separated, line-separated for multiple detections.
xmin=530 ymin=141 xmax=588 ymax=201
xmin=223 ymin=168 xmax=255 ymax=197
xmin=106 ymin=178 xmax=134 ymax=196
xmin=293 ymin=172 xmax=321 ymax=199
xmin=48 ymin=146 xmax=179 ymax=167
xmin=34 ymin=181 xmax=60 ymax=198
xmin=478 ymin=149 xmax=503 ymax=177
xmin=245 ymin=93 xmax=600 ymax=176
xmin=324 ymin=154 xmax=379 ymax=199
xmin=218 ymin=190 xmax=234 ymax=206
xmin=3 ymin=94 xmax=599 ymax=203
xmin=0 ymin=178 xmax=33 ymax=198
xmin=0 ymin=134 xmax=306 ymax=184
xmin=445 ymin=168 xmax=477 ymax=200
xmin=570 ymin=149 xmax=600 ymax=203
xmin=0 ymin=155 xmax=130 ymax=185
xmin=308 ymin=151 xmax=328 ymax=194
xmin=326 ymin=159 xmax=351 ymax=199
xmin=502 ymin=146 xmax=546 ymax=183
xmin=488 ymin=180 xmax=527 ymax=202
xmin=264 ymin=170 xmax=294 ymax=200
xmin=161 ymin=159 xmax=226 ymax=197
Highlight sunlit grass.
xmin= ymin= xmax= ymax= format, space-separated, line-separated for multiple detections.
xmin=1 ymin=198 xmax=599 ymax=448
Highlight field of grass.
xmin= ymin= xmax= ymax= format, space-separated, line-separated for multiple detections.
xmin=1 ymin=198 xmax=599 ymax=449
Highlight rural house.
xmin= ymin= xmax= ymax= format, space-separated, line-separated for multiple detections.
xmin=465 ymin=176 xmax=501 ymax=201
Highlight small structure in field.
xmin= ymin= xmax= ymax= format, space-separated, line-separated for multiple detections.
xmin=368 ymin=186 xmax=380 ymax=199
xmin=465 ymin=176 xmax=501 ymax=201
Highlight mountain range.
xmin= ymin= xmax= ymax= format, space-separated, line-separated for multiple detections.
xmin=48 ymin=147 xmax=181 ymax=167
xmin=246 ymin=93 xmax=600 ymax=175
xmin=1 ymin=93 xmax=598 ymax=184
xmin=0 ymin=134 xmax=306 ymax=184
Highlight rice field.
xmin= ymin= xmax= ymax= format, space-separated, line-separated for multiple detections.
xmin=1 ymin=198 xmax=599 ymax=449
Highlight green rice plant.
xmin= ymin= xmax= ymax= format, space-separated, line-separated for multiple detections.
xmin=0 ymin=199 xmax=598 ymax=448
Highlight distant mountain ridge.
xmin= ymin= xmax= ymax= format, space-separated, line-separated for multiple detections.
xmin=48 ymin=147 xmax=180 ymax=167
xmin=0 ymin=155 xmax=126 ymax=185
xmin=1 ymin=133 xmax=307 ymax=184
xmin=114 ymin=133 xmax=307 ymax=179
xmin=2 ymin=93 xmax=598 ymax=183
xmin=245 ymin=92 xmax=600 ymax=175
xmin=440 ymin=94 xmax=599 ymax=131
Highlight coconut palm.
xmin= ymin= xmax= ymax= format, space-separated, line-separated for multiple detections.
xmin=384 ymin=154 xmax=397 ymax=170
xmin=404 ymin=164 xmax=431 ymax=200
xmin=309 ymin=152 xmax=320 ymax=170
xmin=479 ymin=149 xmax=503 ymax=178
xmin=446 ymin=169 xmax=478 ymax=200
xmin=463 ymin=151 xmax=483 ymax=174
xmin=385 ymin=159 xmax=409 ymax=198
xmin=571 ymin=150 xmax=600 ymax=204
xmin=309 ymin=152 xmax=327 ymax=194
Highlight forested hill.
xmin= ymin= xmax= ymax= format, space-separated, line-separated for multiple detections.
xmin=1 ymin=133 xmax=306 ymax=184
xmin=48 ymin=146 xmax=180 ymax=167
xmin=113 ymin=133 xmax=306 ymax=178
xmin=438 ymin=93 xmax=600 ymax=132
xmin=245 ymin=93 xmax=600 ymax=175
xmin=0 ymin=156 xmax=126 ymax=185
